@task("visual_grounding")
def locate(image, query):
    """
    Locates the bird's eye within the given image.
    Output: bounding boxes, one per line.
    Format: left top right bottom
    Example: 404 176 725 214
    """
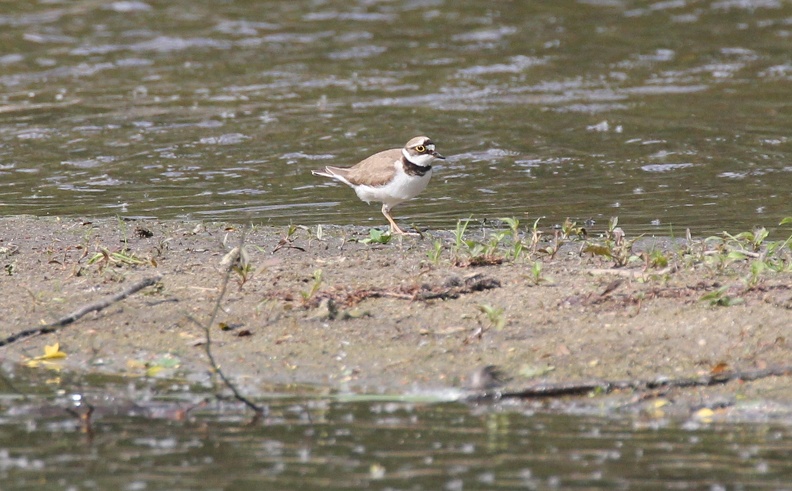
415 145 426 153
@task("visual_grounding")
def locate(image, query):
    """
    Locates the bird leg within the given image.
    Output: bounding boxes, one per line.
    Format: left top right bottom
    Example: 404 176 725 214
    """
381 203 416 236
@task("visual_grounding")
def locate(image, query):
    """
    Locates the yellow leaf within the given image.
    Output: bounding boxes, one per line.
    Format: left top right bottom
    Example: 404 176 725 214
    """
26 344 67 366
146 366 164 377
693 407 715 422
653 398 670 409
24 359 63 371
42 343 67 360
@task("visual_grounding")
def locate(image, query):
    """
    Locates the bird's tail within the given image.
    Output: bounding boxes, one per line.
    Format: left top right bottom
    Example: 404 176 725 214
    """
311 168 335 178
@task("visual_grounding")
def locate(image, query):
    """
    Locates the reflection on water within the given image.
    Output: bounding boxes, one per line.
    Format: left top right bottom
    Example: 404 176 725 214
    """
0 1 790 235
1 370 791 490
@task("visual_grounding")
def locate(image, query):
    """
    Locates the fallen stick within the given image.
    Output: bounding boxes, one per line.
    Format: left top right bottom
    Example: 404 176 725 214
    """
586 265 676 278
468 365 792 401
0 274 162 348
333 274 501 306
190 226 266 416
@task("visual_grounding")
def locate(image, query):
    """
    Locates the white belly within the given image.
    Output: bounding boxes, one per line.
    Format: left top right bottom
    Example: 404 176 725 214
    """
354 166 432 207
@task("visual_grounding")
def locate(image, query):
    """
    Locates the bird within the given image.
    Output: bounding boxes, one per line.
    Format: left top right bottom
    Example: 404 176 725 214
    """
311 136 444 235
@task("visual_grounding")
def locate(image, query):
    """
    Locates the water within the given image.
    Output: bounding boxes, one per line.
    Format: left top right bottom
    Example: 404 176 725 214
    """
0 0 790 235
2 370 792 490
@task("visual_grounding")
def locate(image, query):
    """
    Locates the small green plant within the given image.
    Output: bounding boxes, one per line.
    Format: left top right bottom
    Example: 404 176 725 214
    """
500 217 524 260
700 286 743 307
484 229 509 257
360 228 392 245
528 261 547 285
452 216 473 253
219 246 254 288
153 236 172 257
581 216 640 267
774 216 792 259
703 248 727 271
723 227 769 253
232 254 254 288
743 260 766 290
272 223 306 253
87 247 147 271
647 248 669 269
449 217 505 266
301 269 324 304
561 218 586 239
694 218 792 282
529 217 544 253
478 304 506 331
607 216 619 235
427 240 443 265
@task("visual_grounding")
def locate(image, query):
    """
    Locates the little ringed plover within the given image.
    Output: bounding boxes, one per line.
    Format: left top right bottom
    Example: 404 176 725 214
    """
312 136 444 235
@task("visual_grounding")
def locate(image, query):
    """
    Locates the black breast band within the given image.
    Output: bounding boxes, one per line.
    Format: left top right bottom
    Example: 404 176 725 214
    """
402 156 431 177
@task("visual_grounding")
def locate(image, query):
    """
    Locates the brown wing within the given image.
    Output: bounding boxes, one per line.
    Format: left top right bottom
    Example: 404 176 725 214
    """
344 148 401 187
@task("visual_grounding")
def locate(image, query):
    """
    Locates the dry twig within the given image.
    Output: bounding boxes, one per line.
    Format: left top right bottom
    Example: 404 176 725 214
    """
468 365 792 401
0 274 162 348
188 226 266 416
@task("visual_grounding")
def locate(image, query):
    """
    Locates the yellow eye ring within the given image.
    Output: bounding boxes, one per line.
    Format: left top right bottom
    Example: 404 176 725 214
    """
415 145 426 153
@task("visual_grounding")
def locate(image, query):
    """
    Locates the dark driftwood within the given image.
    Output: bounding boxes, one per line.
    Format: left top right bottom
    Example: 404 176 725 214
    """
0 274 162 348
333 274 501 306
468 366 792 401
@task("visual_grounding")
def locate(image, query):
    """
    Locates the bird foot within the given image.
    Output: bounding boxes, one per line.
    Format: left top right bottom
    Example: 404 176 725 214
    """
389 226 422 237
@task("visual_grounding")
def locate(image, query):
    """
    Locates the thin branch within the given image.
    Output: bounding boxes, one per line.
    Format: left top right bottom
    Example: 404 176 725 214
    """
192 226 265 416
0 274 162 348
315 274 501 307
586 266 676 278
468 365 792 401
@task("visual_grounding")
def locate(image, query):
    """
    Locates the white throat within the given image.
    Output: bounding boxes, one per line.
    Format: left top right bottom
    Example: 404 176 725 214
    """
402 148 435 167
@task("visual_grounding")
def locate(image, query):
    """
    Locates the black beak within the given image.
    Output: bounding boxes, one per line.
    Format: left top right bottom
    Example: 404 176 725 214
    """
431 150 445 160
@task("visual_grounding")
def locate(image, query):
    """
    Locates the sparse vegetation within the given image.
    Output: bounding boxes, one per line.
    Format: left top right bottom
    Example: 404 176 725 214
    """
2 216 792 424
232 249 254 288
86 247 148 271
700 286 743 307
272 223 307 253
477 304 506 331
560 217 587 240
300 269 324 305
501 217 524 261
447 217 525 267
360 228 392 245
581 217 641 268
427 239 443 265
528 260 548 285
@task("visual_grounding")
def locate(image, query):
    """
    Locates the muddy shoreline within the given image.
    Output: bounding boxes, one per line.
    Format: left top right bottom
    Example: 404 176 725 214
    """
1 216 791 421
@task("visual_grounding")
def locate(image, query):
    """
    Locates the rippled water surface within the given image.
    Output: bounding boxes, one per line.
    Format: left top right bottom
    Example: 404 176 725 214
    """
2 371 792 490
1 0 790 235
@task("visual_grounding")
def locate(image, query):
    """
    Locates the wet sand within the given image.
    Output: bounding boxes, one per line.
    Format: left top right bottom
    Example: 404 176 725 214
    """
1 216 790 421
